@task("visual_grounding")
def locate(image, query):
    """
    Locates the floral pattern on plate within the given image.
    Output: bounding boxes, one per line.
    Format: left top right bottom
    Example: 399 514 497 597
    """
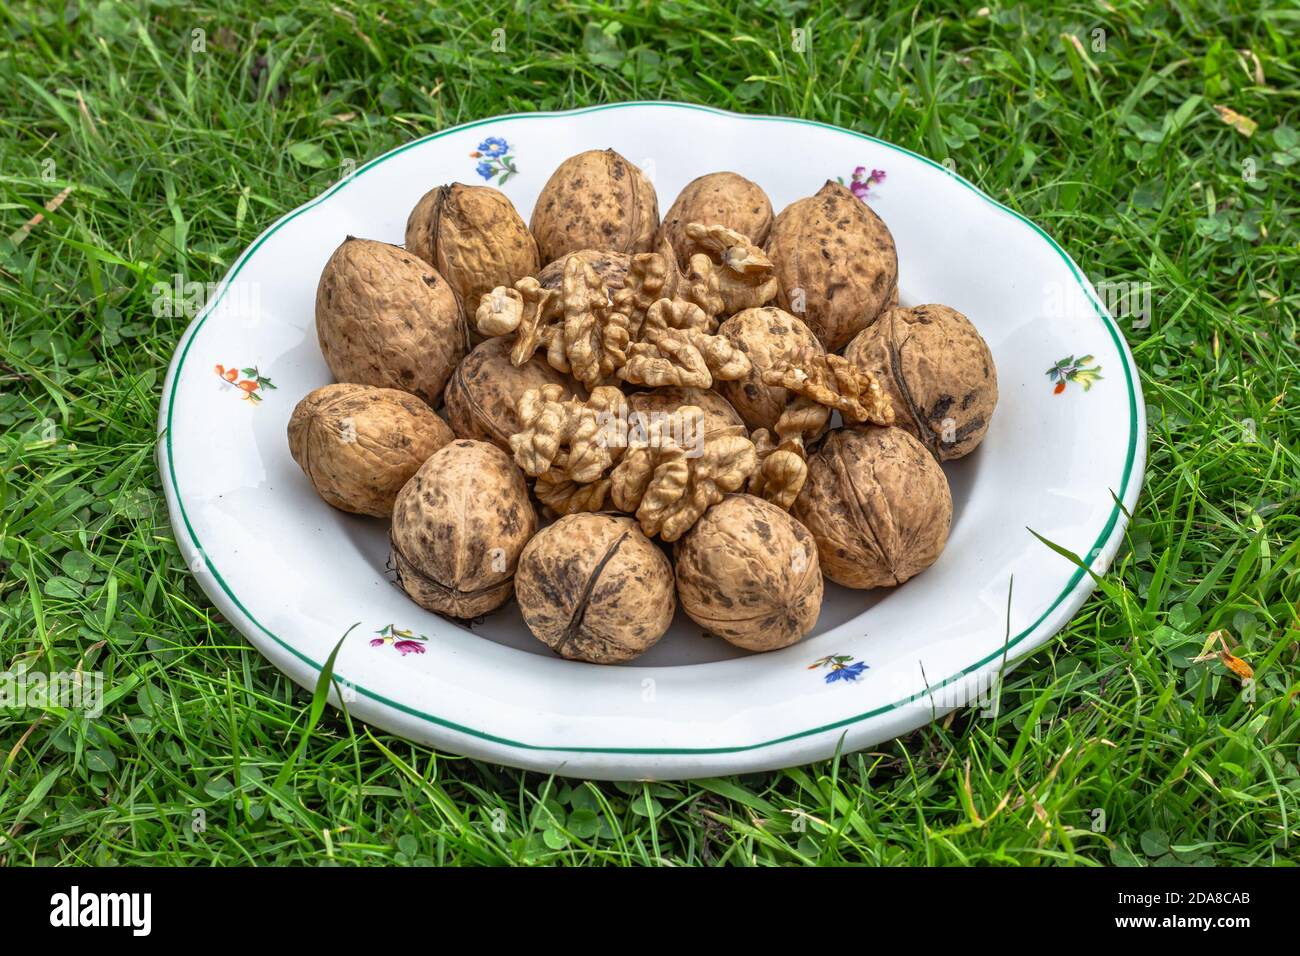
837 166 885 201
214 364 276 403
810 654 870 684
1046 354 1102 394
470 136 519 185
370 625 428 656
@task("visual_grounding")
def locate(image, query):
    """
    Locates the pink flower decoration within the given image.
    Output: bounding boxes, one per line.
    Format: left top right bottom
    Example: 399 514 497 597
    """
394 640 426 656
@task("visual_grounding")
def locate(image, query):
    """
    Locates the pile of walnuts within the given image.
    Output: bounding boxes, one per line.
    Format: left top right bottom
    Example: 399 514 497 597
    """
288 149 998 664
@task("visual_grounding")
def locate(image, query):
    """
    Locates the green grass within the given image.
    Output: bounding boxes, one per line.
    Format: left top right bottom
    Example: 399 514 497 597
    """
1 0 1297 866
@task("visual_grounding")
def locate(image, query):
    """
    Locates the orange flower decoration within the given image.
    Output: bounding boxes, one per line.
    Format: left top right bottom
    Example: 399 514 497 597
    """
215 362 277 404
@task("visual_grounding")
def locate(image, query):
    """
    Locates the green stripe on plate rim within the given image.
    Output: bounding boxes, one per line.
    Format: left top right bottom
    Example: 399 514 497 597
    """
162 101 1141 755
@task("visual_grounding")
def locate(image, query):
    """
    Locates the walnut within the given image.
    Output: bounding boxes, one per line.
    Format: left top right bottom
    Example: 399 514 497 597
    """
509 384 627 482
552 257 632 389
404 183 538 315
314 237 467 406
537 249 630 294
287 383 453 517
762 349 895 425
515 514 675 663
390 440 537 618
772 397 829 444
619 298 751 388
443 336 581 452
675 494 822 651
715 307 830 441
658 172 774 268
844 304 998 460
679 254 726 323
530 149 659 264
533 471 613 516
682 222 779 314
474 277 559 366
482 259 632 387
627 387 746 440
609 419 758 541
747 429 807 510
475 284 524 337
793 425 952 589
610 238 681 335
766 181 899 351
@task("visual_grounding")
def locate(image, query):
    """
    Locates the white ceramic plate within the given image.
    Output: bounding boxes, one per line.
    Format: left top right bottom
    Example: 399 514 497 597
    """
158 102 1145 780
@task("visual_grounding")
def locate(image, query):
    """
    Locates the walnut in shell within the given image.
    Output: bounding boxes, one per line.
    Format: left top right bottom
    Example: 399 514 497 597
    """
390 440 537 618
766 181 899 351
658 172 774 268
287 383 453 517
793 425 952 589
715 307 829 440
530 149 659 264
315 237 467 405
675 494 822 651
515 513 675 664
843 304 998 460
443 336 582 452
404 183 539 313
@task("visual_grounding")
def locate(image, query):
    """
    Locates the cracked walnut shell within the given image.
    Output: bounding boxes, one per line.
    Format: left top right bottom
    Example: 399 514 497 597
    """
404 183 539 314
793 425 951 589
315 237 466 406
844 304 997 460
766 181 899 351
287 383 453 517
390 440 537 618
516 513 676 664
530 149 659 264
675 494 822 651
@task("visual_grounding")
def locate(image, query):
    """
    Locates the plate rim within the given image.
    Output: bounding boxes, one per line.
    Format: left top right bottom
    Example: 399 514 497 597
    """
157 100 1147 759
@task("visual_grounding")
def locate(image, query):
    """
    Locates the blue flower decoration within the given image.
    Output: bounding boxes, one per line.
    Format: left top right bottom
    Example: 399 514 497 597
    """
475 160 495 181
824 661 869 683
478 137 509 158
